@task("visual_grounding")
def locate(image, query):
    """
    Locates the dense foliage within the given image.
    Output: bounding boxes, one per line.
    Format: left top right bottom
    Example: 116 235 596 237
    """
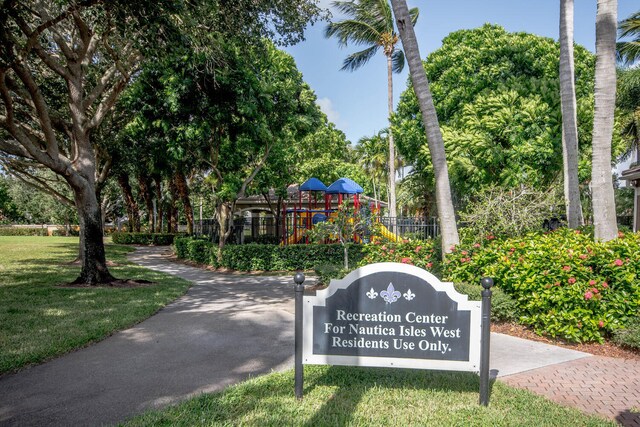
0 227 48 236
444 228 640 343
392 25 623 206
174 237 365 271
111 233 178 245
358 238 438 271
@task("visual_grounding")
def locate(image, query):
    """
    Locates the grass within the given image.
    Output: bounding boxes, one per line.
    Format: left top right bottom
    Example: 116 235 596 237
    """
124 365 613 426
0 236 191 374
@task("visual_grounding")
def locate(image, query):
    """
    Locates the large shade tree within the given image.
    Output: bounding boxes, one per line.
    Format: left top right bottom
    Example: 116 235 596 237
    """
591 0 618 241
393 25 609 217
325 0 418 225
559 0 584 227
126 40 322 259
0 0 323 284
389 0 459 254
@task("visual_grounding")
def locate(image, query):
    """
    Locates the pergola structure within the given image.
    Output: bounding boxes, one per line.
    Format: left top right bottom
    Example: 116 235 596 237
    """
620 164 640 232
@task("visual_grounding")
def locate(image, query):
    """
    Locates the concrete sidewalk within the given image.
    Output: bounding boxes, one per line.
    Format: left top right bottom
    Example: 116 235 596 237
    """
0 246 603 426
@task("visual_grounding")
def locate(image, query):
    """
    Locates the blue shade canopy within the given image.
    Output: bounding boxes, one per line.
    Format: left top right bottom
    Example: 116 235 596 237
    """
299 177 327 192
326 178 364 194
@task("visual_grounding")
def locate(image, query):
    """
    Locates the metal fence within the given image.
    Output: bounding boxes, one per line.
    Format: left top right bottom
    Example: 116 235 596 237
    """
195 215 441 244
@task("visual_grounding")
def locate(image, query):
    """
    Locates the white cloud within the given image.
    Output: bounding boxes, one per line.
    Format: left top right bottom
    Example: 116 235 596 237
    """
316 97 341 124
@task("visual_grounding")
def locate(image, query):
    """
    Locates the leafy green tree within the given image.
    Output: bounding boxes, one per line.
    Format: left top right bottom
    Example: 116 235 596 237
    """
325 0 418 226
0 176 20 223
591 0 618 241
617 66 640 165
0 0 324 284
559 0 584 227
393 25 612 208
617 10 640 65
125 40 321 258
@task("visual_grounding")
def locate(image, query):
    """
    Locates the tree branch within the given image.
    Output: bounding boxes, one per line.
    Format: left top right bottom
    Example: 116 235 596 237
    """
4 164 75 206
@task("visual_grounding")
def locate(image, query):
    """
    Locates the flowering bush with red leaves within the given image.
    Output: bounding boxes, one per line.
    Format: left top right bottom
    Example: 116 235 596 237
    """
359 238 438 271
443 228 640 343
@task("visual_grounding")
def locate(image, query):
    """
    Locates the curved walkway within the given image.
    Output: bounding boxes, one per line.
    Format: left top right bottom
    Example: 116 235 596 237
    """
0 246 636 426
0 247 298 426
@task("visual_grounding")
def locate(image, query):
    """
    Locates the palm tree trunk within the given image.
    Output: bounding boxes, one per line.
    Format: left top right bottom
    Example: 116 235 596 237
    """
386 55 397 232
591 0 618 241
389 0 459 254
559 0 584 228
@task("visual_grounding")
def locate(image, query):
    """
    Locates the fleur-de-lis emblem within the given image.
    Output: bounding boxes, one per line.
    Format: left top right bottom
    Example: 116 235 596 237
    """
366 288 378 299
380 282 401 304
403 289 415 301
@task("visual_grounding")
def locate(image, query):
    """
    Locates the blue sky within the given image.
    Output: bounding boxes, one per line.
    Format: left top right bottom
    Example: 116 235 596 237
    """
285 0 638 145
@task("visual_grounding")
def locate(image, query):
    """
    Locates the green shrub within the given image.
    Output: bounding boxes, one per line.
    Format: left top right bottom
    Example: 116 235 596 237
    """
612 318 640 350
359 239 438 271
444 228 640 343
0 227 48 236
452 282 518 322
173 237 190 259
187 239 214 265
111 232 178 245
314 263 350 285
218 244 364 272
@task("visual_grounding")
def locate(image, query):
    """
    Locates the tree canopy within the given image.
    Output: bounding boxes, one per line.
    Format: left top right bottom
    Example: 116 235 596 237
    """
392 25 623 206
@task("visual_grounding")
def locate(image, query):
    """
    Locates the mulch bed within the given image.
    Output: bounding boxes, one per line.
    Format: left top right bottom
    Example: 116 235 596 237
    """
492 321 640 360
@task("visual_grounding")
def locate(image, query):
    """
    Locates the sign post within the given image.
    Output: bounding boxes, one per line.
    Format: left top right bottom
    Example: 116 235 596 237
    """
294 272 305 399
293 263 492 405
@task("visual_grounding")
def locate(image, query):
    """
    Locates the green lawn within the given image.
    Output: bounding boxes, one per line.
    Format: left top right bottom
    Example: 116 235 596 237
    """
124 365 613 426
0 236 191 374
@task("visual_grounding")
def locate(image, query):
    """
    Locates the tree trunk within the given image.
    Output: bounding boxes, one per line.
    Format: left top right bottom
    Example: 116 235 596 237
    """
71 183 115 284
117 172 140 232
138 175 154 232
390 0 459 254
168 177 179 233
153 175 163 233
216 201 233 263
386 55 397 232
559 0 584 228
174 171 194 234
343 244 349 269
591 0 618 241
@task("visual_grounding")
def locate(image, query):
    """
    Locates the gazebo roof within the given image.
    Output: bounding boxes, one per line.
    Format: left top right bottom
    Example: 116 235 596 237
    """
326 177 364 194
299 177 327 192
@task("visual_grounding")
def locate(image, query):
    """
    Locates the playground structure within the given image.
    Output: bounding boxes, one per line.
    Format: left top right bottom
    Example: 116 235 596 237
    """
281 177 400 245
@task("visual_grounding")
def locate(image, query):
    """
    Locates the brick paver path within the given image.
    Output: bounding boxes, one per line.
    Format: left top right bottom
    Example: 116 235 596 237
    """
501 356 640 426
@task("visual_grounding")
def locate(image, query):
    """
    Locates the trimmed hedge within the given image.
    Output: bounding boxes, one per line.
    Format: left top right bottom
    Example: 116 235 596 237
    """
111 232 179 245
173 237 365 272
0 227 48 236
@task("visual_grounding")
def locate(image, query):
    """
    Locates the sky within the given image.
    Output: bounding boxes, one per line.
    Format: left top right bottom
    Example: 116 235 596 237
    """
284 0 638 146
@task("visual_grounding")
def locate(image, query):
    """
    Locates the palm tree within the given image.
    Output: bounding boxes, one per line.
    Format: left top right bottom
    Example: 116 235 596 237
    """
617 68 640 165
325 0 418 229
617 10 640 65
389 0 459 254
559 0 584 228
591 0 618 241
357 131 388 206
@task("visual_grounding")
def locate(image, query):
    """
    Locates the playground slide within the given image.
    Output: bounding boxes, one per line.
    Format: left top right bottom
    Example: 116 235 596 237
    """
378 224 401 242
